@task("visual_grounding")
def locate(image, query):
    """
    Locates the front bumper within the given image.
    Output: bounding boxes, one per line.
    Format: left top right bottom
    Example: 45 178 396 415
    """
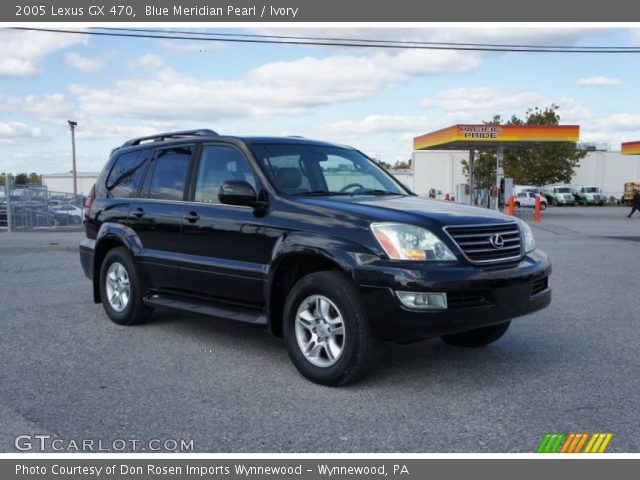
354 250 551 342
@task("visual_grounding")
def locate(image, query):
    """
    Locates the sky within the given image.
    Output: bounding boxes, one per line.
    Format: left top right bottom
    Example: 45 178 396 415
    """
1 26 640 175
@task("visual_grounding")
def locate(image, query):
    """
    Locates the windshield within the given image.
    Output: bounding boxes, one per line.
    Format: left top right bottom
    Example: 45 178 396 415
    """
251 144 408 196
555 188 572 193
583 187 599 193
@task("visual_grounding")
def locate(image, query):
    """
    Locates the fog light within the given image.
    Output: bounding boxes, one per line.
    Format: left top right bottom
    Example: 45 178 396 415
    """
396 291 447 310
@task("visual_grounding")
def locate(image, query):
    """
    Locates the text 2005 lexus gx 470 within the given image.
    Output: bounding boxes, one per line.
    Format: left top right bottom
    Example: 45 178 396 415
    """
80 129 551 385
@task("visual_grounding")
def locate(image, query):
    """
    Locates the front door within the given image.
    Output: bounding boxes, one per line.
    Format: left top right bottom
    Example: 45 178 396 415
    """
178 144 267 306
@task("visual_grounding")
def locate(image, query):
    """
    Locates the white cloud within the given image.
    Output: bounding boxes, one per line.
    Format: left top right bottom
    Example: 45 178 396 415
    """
68 48 483 125
0 30 85 76
373 49 481 76
421 87 593 126
75 120 183 141
597 113 640 131
0 122 48 144
422 87 544 114
312 115 438 137
129 54 165 70
578 76 622 87
69 56 398 121
64 52 110 73
0 93 77 126
253 27 610 48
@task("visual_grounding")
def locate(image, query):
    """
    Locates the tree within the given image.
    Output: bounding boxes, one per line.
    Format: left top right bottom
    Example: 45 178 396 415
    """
373 158 392 169
28 172 42 184
393 159 412 169
461 105 586 187
13 173 29 185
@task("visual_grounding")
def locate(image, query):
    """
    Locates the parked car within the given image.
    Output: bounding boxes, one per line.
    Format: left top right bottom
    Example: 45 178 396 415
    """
49 204 83 224
515 191 547 210
79 130 551 385
577 186 606 206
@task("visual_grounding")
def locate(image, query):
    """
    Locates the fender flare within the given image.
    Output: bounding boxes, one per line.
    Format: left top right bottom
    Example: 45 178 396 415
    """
92 223 144 302
265 231 377 332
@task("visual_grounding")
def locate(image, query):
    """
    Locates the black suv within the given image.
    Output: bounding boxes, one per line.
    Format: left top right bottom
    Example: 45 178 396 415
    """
80 129 551 385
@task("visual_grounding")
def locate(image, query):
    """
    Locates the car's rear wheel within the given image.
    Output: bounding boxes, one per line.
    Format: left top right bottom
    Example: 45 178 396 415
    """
440 321 511 347
283 271 379 386
99 247 152 325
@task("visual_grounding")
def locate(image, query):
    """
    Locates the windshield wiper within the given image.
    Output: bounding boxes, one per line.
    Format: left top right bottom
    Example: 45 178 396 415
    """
349 189 403 196
295 191 352 196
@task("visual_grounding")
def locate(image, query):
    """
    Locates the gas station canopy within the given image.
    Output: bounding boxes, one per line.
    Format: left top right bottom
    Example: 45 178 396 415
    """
621 141 640 155
413 124 580 151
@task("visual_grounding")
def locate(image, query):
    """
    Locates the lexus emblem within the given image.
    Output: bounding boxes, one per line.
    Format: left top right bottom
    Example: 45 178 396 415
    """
489 234 505 249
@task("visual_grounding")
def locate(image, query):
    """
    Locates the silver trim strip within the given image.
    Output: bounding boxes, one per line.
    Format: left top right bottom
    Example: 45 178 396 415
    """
442 222 524 265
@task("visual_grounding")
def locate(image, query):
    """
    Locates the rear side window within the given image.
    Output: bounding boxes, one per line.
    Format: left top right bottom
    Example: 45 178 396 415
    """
106 150 150 198
145 146 193 201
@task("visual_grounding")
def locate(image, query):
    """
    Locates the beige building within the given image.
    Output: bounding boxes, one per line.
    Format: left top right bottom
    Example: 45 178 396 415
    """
41 172 99 195
395 149 640 199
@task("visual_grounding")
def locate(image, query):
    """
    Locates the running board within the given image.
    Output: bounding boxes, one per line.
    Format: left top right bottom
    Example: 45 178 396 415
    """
143 294 267 325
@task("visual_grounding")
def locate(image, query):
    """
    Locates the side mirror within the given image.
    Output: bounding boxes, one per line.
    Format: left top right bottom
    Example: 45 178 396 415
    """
219 180 258 207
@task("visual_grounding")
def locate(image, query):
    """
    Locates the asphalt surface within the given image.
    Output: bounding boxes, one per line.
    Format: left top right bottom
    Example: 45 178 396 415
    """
1 206 639 453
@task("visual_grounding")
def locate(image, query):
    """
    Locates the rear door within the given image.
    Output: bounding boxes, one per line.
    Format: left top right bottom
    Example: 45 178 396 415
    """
178 143 267 305
128 144 194 291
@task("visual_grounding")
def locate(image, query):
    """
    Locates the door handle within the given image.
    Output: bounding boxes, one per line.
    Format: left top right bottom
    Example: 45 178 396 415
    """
183 211 200 223
131 208 145 218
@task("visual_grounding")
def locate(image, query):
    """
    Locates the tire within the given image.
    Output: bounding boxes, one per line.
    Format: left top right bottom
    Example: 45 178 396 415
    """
99 247 153 325
540 202 547 211
441 321 511 348
72 215 81 224
515 201 521 208
283 271 379 386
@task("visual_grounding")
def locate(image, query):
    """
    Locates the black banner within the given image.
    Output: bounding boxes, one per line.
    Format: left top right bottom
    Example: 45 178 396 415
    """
4 0 640 22
3 459 640 480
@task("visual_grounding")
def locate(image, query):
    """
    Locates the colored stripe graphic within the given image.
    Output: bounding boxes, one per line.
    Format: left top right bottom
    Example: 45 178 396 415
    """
414 124 579 150
536 433 565 453
622 141 640 155
538 433 613 453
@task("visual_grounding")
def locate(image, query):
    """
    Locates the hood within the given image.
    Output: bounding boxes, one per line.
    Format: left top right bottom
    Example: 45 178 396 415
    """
296 195 514 227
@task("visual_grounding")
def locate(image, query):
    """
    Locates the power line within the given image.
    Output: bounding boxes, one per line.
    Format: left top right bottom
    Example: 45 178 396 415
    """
11 27 640 53
110 27 640 50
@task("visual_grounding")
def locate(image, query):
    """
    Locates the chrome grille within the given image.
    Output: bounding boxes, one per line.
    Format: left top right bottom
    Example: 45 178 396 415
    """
443 222 523 264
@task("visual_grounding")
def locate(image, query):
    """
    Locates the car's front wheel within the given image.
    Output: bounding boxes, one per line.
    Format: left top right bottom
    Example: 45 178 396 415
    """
440 321 511 347
283 271 379 386
99 247 152 325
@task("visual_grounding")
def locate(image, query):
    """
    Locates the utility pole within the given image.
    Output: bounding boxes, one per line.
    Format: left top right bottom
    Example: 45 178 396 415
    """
68 120 78 199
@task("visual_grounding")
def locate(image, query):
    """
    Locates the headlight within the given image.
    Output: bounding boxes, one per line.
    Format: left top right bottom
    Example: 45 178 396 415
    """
370 223 456 261
515 218 536 253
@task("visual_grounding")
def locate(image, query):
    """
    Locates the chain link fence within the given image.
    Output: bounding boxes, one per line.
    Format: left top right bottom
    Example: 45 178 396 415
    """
1 177 85 231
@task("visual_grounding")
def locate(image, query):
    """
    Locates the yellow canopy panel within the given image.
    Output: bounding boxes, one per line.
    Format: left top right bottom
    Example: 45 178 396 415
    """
414 124 580 150
622 141 640 155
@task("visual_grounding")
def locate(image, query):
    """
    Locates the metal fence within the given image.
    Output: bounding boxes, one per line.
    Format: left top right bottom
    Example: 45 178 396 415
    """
1 177 85 231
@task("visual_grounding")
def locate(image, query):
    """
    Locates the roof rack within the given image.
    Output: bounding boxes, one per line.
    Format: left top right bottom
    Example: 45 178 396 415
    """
122 129 218 147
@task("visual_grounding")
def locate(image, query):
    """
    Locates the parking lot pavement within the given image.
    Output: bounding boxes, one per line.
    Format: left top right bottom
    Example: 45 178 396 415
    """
0 206 639 453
